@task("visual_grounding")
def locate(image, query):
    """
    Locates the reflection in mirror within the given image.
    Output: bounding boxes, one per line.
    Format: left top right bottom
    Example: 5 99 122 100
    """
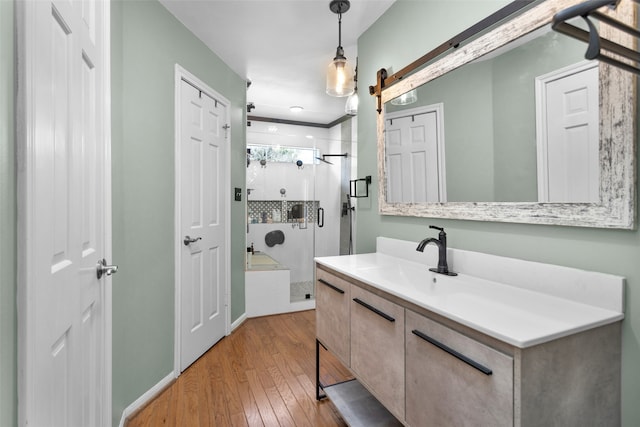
385 27 594 203
535 60 599 203
376 0 636 229
385 103 447 203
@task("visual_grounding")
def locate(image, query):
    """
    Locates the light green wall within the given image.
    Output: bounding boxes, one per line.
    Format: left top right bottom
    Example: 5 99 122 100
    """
111 1 246 425
358 0 640 425
0 1 17 426
420 62 495 202
442 62 495 202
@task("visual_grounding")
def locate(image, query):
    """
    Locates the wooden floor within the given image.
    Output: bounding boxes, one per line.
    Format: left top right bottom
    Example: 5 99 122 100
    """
126 310 353 427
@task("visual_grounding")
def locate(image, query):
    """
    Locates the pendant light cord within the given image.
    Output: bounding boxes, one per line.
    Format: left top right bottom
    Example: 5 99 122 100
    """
338 12 342 48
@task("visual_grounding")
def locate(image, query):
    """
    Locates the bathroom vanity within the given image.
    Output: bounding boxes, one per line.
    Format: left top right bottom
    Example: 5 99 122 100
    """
315 237 624 427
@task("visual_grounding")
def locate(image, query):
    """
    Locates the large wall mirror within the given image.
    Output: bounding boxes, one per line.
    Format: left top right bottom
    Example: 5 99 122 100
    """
376 0 637 228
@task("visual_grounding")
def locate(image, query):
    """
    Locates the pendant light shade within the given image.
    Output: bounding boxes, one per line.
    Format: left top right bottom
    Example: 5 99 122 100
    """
327 56 355 97
345 57 359 115
326 0 355 97
345 91 359 115
390 89 418 106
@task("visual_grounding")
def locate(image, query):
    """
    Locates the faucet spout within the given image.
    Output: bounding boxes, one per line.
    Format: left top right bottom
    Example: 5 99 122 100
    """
416 237 439 253
416 226 457 276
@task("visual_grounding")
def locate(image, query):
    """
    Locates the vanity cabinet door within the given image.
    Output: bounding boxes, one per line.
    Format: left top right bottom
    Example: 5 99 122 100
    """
316 268 351 366
350 285 405 421
405 310 513 427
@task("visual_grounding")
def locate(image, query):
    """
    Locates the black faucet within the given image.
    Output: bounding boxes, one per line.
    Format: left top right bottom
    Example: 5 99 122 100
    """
416 225 457 276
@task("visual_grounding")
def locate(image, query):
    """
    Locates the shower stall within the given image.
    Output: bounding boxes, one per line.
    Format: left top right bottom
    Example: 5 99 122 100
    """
244 120 355 317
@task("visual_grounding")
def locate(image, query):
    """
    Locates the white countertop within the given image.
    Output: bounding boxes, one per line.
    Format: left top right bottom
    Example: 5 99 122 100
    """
315 251 624 348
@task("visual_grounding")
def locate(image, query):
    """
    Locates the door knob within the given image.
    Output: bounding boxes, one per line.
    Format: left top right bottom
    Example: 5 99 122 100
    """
183 235 202 246
97 258 118 279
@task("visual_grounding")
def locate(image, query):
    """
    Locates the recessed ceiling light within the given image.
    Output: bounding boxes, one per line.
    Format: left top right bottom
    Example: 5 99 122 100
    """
289 106 304 113
267 125 278 132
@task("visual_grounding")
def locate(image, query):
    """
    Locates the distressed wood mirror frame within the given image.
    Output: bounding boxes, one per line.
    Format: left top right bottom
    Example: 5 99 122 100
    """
375 0 637 229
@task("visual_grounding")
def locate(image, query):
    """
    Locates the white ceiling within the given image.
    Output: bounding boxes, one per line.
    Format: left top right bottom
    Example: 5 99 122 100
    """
159 0 396 125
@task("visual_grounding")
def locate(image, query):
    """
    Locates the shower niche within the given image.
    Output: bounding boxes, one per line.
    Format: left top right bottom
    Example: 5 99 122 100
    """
247 200 318 227
245 122 351 317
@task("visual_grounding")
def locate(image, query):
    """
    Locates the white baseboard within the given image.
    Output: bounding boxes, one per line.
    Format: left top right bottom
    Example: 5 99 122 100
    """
118 371 176 427
231 312 247 332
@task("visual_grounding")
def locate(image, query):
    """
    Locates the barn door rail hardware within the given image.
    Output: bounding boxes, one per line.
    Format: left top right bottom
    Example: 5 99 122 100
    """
368 0 536 113
552 0 640 75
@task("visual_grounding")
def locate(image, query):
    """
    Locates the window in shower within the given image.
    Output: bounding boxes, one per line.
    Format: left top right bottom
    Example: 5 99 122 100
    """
247 144 319 164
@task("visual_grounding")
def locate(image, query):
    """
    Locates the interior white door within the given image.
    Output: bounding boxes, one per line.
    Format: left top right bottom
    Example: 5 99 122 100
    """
536 62 599 202
179 78 228 371
385 104 446 203
18 0 111 426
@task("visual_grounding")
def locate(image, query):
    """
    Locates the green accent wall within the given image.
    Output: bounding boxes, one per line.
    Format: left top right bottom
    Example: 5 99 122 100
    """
0 1 17 426
358 1 640 425
111 1 246 425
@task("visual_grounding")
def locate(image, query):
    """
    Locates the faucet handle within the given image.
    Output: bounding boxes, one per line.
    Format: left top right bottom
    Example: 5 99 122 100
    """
430 225 447 240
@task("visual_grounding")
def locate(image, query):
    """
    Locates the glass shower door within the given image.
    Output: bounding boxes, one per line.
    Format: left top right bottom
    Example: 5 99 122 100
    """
287 165 316 303
245 136 318 313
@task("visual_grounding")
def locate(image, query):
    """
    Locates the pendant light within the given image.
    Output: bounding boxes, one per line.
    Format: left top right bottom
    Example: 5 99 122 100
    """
345 57 359 115
326 0 355 97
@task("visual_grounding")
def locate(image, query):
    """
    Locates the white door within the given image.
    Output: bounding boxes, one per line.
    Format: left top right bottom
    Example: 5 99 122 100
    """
536 61 599 202
177 74 228 371
18 0 112 426
385 104 446 203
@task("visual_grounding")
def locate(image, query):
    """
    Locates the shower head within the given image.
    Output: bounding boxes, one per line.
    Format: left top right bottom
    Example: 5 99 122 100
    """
316 153 348 165
315 156 334 165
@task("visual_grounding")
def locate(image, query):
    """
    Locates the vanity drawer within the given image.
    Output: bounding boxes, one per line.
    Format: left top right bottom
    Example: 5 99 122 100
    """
350 285 405 421
405 309 513 427
316 267 351 366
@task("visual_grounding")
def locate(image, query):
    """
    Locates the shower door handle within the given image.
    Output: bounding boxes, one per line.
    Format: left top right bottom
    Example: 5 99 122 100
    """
317 207 324 228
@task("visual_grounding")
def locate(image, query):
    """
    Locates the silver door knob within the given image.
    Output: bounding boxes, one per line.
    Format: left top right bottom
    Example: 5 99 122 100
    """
183 235 202 246
97 258 118 279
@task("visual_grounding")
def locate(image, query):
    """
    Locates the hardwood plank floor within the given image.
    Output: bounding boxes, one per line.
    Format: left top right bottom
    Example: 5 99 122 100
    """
126 310 352 427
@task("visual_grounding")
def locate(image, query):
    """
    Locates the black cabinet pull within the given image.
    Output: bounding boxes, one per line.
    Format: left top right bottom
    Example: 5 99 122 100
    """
353 298 395 322
412 329 492 375
318 278 344 294
317 207 324 228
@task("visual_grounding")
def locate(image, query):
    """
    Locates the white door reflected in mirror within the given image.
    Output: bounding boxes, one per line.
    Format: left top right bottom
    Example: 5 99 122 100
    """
536 61 599 203
385 104 447 203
